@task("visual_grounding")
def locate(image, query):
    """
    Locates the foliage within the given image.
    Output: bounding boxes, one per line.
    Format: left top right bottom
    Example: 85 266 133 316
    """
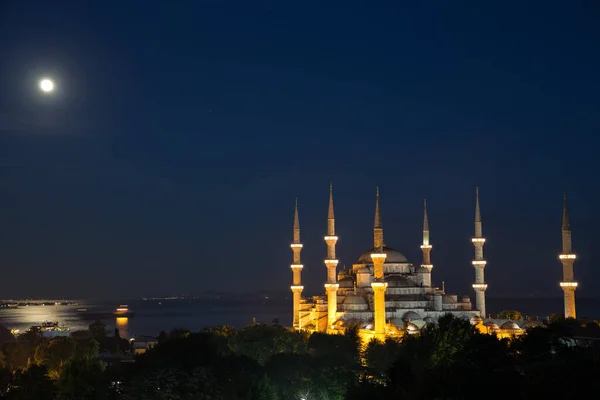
363 337 403 377
498 309 524 320
4 316 600 399
231 324 307 365
55 361 115 400
88 321 107 340
157 328 191 343
6 364 54 400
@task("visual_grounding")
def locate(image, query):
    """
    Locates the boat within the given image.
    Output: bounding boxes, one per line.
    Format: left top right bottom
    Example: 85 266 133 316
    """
28 321 70 338
77 305 135 320
114 305 135 318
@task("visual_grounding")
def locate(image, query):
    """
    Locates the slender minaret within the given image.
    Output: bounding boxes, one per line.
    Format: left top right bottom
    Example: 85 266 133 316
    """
370 187 388 340
420 199 433 287
290 199 304 329
559 192 577 319
324 183 339 330
471 187 488 318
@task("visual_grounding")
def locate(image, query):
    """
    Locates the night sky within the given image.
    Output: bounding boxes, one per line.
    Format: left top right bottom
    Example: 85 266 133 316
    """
0 2 598 299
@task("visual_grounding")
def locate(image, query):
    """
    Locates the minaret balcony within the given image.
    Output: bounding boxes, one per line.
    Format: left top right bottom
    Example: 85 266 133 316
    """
560 281 578 288
290 243 303 249
421 264 433 271
420 244 432 249
559 254 576 260
324 236 338 241
472 260 487 266
290 264 304 270
472 283 488 291
371 282 388 289
290 285 304 292
324 259 338 266
471 238 486 243
324 283 339 290
370 253 387 260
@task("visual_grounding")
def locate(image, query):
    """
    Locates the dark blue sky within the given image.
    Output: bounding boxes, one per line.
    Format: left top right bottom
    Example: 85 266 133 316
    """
0 1 598 300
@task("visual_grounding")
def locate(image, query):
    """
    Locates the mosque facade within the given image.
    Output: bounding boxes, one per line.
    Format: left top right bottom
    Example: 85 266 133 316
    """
289 185 578 340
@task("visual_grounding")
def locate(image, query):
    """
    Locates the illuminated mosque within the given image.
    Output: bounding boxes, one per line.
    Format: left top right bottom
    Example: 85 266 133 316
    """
289 186 578 340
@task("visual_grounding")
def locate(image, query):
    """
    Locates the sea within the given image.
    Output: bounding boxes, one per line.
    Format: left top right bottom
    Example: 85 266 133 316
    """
1 297 599 340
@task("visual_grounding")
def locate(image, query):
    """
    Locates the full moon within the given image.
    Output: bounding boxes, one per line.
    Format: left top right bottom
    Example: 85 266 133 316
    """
39 78 55 93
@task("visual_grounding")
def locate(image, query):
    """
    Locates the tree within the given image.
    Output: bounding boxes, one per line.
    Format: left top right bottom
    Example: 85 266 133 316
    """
55 360 114 400
34 337 76 379
7 364 54 400
88 321 107 340
363 337 403 378
232 324 307 365
498 310 524 321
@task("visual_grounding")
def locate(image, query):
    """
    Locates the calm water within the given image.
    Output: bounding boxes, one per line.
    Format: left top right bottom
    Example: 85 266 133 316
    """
1 297 598 339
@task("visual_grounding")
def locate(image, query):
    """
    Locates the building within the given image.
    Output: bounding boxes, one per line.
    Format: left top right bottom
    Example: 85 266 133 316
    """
559 193 577 319
290 185 488 340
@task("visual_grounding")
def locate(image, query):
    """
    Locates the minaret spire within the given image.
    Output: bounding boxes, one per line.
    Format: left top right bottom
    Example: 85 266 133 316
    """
559 191 577 318
475 186 482 236
328 182 335 221
420 199 433 287
423 199 430 245
471 187 488 318
562 191 571 232
374 186 382 228
324 183 340 331
290 199 304 329
373 187 384 250
293 198 300 232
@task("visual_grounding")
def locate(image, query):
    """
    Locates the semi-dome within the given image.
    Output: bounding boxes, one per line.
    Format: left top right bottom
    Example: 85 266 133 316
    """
338 276 354 288
387 275 413 287
402 311 422 322
343 293 367 305
423 317 435 324
500 321 521 330
357 246 409 264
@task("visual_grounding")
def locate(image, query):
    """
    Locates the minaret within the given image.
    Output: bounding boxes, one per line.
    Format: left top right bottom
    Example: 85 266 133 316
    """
290 199 304 329
324 183 339 330
420 199 433 287
370 187 388 340
471 187 488 317
559 192 577 319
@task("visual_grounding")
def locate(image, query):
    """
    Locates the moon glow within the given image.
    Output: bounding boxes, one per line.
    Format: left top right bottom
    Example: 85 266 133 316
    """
39 78 55 93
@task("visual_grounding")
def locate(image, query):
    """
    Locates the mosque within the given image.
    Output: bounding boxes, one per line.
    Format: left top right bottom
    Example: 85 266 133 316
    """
289 186 578 340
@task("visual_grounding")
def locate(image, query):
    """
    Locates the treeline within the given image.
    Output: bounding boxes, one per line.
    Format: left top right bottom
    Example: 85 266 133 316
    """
1 315 600 399
0 321 128 399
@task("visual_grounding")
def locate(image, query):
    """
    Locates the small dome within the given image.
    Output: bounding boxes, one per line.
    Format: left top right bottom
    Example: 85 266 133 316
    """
360 319 374 330
406 322 419 332
338 276 354 288
389 318 403 327
470 316 483 325
402 311 422 322
356 267 370 274
357 246 409 264
423 317 435 324
500 321 521 330
484 321 500 330
343 294 367 305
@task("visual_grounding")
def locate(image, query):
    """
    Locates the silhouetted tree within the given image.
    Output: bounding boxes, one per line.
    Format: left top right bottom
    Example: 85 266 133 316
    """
7 364 53 400
498 310 524 320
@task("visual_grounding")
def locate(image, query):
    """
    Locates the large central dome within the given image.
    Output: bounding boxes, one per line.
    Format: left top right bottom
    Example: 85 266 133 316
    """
357 246 409 263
